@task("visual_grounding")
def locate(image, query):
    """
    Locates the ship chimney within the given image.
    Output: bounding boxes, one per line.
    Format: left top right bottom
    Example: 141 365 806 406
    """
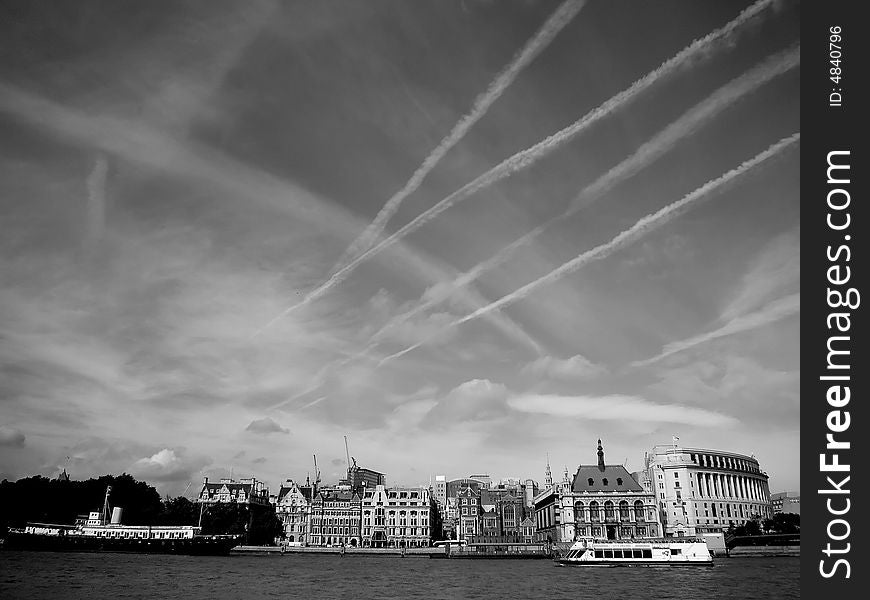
597 439 605 471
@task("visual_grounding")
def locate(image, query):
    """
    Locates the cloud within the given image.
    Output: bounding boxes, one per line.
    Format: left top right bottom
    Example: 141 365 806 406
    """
0 426 26 447
332 0 588 269
508 393 738 427
633 292 799 366
130 448 210 483
420 379 510 430
647 355 799 428
721 229 800 321
523 354 607 381
245 417 290 435
252 457 267 465
379 133 800 365
331 458 345 467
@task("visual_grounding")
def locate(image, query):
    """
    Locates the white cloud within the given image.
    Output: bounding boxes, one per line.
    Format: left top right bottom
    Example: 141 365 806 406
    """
245 417 290 435
523 354 607 381
130 448 210 483
508 393 738 427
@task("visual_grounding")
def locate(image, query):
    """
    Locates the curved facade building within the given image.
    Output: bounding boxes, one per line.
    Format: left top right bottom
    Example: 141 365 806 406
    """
637 445 772 536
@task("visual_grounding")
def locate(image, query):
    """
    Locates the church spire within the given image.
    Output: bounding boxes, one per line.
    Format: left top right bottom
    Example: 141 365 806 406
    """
597 439 605 471
545 453 553 487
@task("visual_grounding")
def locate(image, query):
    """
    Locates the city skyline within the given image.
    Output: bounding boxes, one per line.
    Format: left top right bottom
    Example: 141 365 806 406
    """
0 0 799 497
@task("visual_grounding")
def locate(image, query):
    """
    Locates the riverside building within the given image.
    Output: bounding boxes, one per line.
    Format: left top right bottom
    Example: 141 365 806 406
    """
360 484 434 548
636 444 773 536
534 441 662 542
275 479 314 545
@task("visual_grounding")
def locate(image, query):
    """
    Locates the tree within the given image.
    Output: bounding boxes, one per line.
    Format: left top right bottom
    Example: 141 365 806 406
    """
158 496 199 526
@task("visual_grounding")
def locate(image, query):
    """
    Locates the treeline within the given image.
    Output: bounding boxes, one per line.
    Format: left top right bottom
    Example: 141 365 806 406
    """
0 474 282 545
728 512 800 536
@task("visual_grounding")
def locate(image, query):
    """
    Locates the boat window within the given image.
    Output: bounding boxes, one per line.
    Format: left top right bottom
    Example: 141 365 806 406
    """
603 550 614 559
613 550 623 558
633 549 643 558
595 550 604 559
642 549 653 558
672 548 682 555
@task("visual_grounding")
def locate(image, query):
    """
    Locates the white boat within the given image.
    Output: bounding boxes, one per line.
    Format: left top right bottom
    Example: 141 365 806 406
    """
555 537 713 566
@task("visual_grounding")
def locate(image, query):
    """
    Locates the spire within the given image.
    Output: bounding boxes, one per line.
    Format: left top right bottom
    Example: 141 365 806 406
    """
544 453 553 487
597 439 605 471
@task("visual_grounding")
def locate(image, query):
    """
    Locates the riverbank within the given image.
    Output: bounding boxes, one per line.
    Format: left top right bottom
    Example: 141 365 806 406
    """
728 546 799 557
232 545 439 557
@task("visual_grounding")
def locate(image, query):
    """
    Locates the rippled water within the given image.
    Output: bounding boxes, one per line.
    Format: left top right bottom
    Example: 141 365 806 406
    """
0 551 799 599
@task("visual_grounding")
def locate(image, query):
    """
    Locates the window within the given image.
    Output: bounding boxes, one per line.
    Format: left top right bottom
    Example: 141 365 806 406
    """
602 478 609 486
617 478 623 486
587 478 594 486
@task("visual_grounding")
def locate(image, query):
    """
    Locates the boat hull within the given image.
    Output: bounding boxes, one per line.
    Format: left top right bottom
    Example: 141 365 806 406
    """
555 558 713 566
3 532 240 556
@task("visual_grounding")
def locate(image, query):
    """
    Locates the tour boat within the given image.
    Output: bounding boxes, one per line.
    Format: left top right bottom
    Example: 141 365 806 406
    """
3 487 240 556
555 537 713 566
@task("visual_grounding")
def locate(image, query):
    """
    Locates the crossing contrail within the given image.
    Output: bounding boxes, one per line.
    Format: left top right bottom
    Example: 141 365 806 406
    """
365 45 799 346
255 0 779 332
332 0 588 272
377 133 801 365
630 292 800 368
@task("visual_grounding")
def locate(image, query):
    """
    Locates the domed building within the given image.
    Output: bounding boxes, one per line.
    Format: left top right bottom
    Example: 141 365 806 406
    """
634 443 773 536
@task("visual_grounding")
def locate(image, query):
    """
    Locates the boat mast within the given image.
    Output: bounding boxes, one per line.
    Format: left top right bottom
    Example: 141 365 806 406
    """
102 486 112 525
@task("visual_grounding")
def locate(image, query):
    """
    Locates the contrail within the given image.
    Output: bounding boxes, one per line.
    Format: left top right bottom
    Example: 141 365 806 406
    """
630 292 800 367
257 0 779 331
377 133 800 365
332 0 588 271
84 155 109 252
366 45 799 346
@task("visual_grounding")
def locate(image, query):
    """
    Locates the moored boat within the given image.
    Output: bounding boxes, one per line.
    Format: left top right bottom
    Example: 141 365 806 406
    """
555 537 713 566
3 486 240 556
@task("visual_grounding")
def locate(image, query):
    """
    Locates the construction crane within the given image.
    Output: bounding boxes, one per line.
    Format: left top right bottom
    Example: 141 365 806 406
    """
344 436 351 469
312 454 321 492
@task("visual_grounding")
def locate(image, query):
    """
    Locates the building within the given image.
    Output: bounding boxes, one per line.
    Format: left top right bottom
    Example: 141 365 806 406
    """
346 459 386 495
534 441 662 542
770 491 800 516
457 486 481 539
468 474 492 489
445 477 486 498
308 488 362 547
520 516 536 543
476 487 527 541
638 443 773 536
360 485 434 548
433 475 447 511
275 479 315 544
197 477 270 506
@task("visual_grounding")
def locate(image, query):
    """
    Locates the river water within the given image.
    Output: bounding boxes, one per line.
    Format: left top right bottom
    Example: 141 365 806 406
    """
0 552 799 599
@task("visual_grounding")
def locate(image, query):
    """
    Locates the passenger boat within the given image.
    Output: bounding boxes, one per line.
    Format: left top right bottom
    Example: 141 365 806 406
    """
3 486 240 556
555 537 713 566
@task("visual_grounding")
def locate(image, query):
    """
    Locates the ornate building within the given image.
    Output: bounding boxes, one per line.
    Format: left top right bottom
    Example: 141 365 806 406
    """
534 441 662 542
275 479 314 544
360 485 434 548
197 477 270 506
308 488 362 547
636 444 773 536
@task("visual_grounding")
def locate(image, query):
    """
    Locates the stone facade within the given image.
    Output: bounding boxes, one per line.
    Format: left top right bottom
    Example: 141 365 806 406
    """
637 444 773 536
361 485 434 548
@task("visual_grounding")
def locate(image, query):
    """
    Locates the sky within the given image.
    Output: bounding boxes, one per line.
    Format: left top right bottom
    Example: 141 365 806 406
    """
0 0 800 498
